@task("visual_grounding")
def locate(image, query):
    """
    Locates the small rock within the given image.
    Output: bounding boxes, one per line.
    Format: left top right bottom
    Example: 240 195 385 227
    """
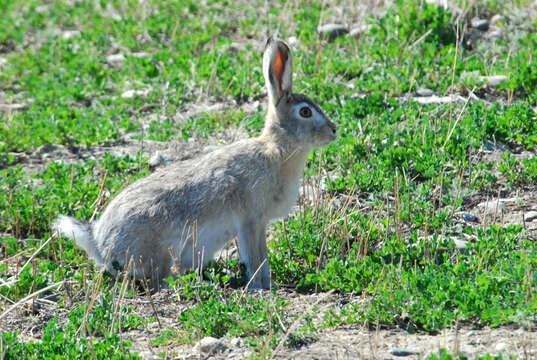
462 213 477 222
195 337 227 355
471 17 490 31
0 103 27 111
495 342 508 352
453 239 468 251
363 66 375 75
524 211 537 222
62 30 81 40
131 52 150 59
487 30 503 41
349 24 371 37
317 24 348 42
121 89 150 99
486 140 510 152
107 53 126 65
230 337 241 347
490 14 504 26
287 36 300 47
411 95 465 105
0 57 7 67
477 200 504 210
480 75 508 88
416 88 434 97
390 349 416 357
467 331 476 336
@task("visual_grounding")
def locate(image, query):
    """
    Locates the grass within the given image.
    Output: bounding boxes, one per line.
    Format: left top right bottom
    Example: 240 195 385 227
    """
1 0 537 358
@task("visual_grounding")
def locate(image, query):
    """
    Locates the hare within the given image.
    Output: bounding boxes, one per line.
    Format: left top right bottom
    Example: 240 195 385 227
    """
53 37 337 289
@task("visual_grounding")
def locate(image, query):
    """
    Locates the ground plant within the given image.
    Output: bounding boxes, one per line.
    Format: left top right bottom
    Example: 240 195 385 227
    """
1 0 536 358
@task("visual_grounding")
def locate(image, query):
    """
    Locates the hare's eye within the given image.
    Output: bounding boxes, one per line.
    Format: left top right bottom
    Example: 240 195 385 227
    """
299 106 312 118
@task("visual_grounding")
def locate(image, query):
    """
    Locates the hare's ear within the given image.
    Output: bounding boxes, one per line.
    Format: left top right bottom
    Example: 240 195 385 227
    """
263 37 293 106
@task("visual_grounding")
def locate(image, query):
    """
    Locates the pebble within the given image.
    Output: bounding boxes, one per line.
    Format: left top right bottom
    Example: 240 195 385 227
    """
477 200 504 210
495 342 508 352
471 17 490 31
390 349 416 357
487 30 503 41
107 53 126 65
453 239 468 251
0 103 27 111
480 75 508 88
62 30 81 40
462 213 477 222
411 95 465 105
317 24 348 42
0 57 7 67
486 140 510 152
349 24 371 37
524 211 537 222
230 337 241 347
121 89 150 99
363 66 375 75
194 336 227 355
131 52 150 59
490 14 504 26
287 36 300 48
416 88 434 97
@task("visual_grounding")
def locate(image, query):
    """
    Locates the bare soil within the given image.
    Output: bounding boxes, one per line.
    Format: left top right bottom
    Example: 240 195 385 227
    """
3 1 537 359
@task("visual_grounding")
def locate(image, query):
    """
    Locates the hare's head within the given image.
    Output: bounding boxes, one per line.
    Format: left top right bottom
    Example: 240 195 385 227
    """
262 37 337 149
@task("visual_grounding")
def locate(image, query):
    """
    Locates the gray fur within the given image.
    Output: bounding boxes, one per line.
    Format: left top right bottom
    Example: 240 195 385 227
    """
53 37 337 289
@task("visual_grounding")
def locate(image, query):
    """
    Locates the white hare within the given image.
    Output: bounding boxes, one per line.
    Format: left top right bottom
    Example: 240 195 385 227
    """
53 37 337 289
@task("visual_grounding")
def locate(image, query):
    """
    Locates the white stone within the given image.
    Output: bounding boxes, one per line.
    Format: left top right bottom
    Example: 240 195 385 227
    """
107 53 126 64
349 24 371 37
490 14 504 26
453 239 468 251
121 89 150 99
480 75 508 88
317 24 348 41
287 36 301 48
194 336 227 355
0 103 27 111
62 30 81 40
495 342 508 352
471 17 489 31
416 88 434 97
524 211 537 222
411 95 465 105
477 200 504 210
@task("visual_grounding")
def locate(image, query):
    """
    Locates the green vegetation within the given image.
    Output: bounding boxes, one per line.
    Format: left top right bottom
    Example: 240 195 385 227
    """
1 0 536 358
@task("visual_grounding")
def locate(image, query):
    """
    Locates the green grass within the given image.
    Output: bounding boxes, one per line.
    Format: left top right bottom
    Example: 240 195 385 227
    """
2 0 537 358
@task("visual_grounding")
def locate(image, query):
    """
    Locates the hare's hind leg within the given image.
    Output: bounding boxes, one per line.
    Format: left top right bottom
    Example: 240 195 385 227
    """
237 220 272 289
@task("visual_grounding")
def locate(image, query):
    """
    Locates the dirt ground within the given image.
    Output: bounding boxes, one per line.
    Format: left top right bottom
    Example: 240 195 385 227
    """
2 1 537 359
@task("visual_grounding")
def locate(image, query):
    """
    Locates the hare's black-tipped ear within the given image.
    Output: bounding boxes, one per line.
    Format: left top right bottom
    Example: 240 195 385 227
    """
263 37 293 106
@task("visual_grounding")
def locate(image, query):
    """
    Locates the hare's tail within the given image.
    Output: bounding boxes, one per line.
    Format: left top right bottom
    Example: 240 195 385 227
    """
53 215 105 266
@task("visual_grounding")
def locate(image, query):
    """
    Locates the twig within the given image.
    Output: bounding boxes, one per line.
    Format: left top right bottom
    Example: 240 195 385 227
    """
0 281 64 320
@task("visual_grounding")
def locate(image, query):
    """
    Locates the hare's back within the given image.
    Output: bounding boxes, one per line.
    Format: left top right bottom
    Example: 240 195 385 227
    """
98 139 269 228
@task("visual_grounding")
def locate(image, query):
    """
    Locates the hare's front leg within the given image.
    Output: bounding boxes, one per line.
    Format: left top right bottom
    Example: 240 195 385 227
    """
237 220 272 289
